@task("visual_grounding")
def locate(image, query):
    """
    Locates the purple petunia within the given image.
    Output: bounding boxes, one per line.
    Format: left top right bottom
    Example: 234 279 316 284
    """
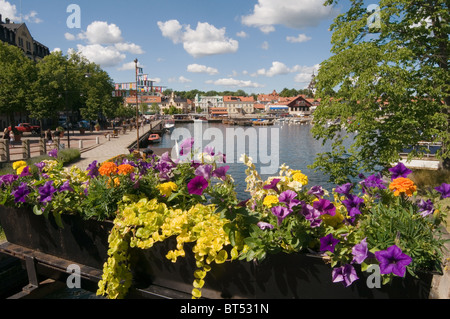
263 178 281 192
187 176 208 196
313 198 336 216
48 149 58 158
179 138 194 156
195 164 213 180
86 161 99 178
271 206 291 226
352 238 371 264
417 199 435 217
212 166 230 181
335 183 354 197
342 194 365 217
435 183 450 199
11 182 30 203
307 185 325 198
300 203 322 228
257 221 274 230
203 146 215 156
375 245 412 277
34 162 45 172
278 190 301 211
39 181 57 203
332 264 359 287
389 163 412 181
59 180 74 192
320 233 340 253
361 174 386 193
0 174 18 187
19 166 32 177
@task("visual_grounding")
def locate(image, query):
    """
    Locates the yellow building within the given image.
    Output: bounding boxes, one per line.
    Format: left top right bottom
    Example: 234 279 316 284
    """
0 14 50 61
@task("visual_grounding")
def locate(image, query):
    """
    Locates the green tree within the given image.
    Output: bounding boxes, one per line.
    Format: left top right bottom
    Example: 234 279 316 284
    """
311 0 449 183
150 102 160 114
0 42 35 128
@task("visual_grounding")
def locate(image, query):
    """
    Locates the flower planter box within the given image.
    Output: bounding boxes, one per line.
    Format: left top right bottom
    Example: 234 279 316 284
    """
0 206 435 299
0 206 112 270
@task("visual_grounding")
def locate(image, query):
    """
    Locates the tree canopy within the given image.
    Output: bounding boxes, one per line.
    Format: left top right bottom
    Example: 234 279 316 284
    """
311 0 449 183
0 43 123 129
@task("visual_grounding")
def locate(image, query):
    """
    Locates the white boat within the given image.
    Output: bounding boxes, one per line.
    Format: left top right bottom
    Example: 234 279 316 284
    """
193 117 208 123
164 120 175 133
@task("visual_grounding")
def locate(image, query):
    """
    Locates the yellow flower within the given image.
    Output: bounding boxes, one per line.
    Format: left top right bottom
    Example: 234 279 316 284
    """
16 166 28 175
13 161 27 170
292 172 308 185
158 182 178 197
263 195 279 207
389 177 417 197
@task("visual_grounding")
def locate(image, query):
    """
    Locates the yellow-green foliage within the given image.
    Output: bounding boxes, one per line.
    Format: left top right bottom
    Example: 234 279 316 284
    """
97 197 238 299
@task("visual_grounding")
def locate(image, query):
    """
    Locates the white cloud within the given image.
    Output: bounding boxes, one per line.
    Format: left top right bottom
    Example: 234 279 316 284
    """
118 61 145 71
242 0 336 33
168 76 192 84
115 42 144 54
207 78 264 88
0 0 42 23
261 41 269 50
158 20 239 58
286 33 312 43
187 64 219 75
65 33 76 41
76 44 126 68
253 62 319 81
68 21 143 68
77 21 123 45
255 61 291 77
236 31 248 38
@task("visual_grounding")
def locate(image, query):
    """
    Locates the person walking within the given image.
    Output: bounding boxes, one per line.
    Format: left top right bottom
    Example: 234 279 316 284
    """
45 129 53 145
3 128 9 140
9 129 14 148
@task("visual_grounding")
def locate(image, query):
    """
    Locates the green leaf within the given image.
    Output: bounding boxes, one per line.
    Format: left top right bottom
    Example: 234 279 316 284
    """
33 205 43 216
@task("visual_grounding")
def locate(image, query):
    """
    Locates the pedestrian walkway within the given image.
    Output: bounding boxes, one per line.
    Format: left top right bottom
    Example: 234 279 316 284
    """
68 125 171 170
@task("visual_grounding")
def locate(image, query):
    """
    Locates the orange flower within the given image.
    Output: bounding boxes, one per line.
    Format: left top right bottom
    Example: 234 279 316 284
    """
389 177 417 197
99 162 118 176
117 164 134 175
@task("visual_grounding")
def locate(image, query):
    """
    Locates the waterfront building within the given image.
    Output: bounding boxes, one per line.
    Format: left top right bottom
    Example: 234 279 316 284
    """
223 96 255 116
125 92 191 114
0 14 50 61
195 94 224 113
258 90 281 105
266 95 313 116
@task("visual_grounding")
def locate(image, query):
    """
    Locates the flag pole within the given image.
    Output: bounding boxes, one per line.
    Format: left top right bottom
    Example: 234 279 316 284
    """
134 59 140 152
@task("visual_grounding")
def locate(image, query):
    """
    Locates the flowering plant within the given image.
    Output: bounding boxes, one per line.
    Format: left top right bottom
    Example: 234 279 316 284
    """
235 159 448 288
0 144 448 299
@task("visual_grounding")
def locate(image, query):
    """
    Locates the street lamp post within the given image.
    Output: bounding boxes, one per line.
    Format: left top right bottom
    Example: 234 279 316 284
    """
134 58 140 152
64 63 91 150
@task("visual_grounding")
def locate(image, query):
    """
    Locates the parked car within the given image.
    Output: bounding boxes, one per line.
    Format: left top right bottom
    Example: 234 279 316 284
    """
8 123 41 135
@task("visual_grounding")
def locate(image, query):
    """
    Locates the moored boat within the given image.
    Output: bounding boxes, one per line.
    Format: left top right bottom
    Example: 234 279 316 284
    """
148 134 161 143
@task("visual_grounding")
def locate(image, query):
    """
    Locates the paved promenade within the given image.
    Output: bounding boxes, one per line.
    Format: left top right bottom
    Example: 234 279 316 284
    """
3 124 171 170
68 125 172 170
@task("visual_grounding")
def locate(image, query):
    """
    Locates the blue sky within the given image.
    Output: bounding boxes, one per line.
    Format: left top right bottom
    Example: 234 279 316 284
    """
1 0 354 94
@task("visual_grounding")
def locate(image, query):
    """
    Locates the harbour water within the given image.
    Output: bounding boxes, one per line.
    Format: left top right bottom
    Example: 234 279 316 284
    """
158 121 340 199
